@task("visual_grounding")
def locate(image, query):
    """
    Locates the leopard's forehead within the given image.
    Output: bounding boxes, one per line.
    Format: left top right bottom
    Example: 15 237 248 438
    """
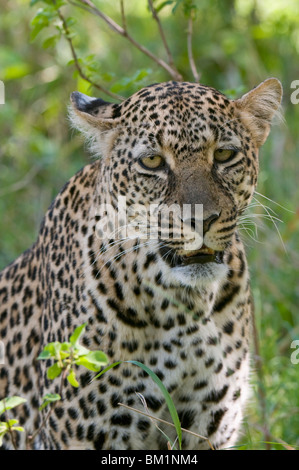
120 81 231 121
115 81 237 153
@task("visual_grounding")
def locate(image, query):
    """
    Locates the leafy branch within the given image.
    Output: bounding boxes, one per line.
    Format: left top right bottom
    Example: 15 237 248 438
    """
69 0 183 82
37 323 108 388
1 324 213 450
0 324 185 450
0 397 27 448
26 323 107 447
56 4 124 101
30 1 203 98
0 323 108 449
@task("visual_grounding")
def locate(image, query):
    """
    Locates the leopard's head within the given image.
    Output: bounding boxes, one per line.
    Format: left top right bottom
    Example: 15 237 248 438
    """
70 79 282 285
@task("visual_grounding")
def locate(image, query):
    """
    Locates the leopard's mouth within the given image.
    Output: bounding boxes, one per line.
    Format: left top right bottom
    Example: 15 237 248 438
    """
159 244 224 268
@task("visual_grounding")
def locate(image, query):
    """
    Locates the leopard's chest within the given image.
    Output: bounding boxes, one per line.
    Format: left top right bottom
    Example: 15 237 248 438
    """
43 238 252 450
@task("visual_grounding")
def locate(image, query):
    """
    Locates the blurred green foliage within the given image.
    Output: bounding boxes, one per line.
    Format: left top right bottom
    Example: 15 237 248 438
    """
0 0 298 449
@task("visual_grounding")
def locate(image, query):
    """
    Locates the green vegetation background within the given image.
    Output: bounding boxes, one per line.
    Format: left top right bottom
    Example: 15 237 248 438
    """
0 0 298 449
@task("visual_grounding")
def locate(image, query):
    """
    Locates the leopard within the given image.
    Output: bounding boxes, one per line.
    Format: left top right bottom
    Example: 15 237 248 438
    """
0 78 282 450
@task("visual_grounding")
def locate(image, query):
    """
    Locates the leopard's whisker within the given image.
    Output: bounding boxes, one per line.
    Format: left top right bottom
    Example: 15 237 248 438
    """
94 239 158 278
251 195 286 252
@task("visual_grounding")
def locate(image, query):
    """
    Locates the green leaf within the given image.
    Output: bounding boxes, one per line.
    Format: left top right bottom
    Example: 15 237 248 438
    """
67 369 79 388
86 350 108 365
0 397 27 415
75 351 108 371
110 69 151 93
70 323 87 347
0 422 9 446
0 419 24 442
42 35 60 49
37 349 52 360
3 63 30 80
73 343 90 357
155 1 175 13
47 363 62 380
171 0 183 14
30 0 66 7
6 419 19 427
10 426 25 433
42 393 61 403
39 393 61 410
30 6 58 41
38 341 70 361
38 342 61 359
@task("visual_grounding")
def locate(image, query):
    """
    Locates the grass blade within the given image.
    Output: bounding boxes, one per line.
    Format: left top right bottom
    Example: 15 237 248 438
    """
94 359 182 449
126 360 182 449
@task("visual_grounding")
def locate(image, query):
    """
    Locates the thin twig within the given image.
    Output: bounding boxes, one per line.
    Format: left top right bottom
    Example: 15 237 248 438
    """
147 0 179 73
73 0 183 81
118 402 214 450
57 4 123 101
187 15 200 82
136 392 175 448
120 0 127 31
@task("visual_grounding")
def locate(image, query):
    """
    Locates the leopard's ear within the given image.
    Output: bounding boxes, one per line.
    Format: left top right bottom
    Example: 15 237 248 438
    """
70 92 121 132
234 78 283 146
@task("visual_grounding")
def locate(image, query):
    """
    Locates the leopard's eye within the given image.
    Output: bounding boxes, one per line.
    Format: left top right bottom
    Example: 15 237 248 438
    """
214 148 236 162
139 155 165 170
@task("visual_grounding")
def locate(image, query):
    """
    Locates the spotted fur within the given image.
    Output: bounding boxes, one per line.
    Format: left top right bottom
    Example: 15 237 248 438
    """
0 79 282 449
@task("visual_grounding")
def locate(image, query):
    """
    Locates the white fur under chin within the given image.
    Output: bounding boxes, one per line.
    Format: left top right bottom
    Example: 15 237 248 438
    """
165 261 229 288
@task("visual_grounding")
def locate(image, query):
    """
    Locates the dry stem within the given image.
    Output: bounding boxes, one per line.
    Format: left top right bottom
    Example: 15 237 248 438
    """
187 15 200 82
118 402 215 450
147 0 179 75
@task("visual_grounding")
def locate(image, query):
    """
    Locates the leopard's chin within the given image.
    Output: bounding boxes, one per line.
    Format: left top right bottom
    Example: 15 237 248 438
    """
170 262 229 287
159 244 228 287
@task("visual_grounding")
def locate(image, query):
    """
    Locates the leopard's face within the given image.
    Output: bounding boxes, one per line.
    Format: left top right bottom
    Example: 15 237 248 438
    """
71 80 282 285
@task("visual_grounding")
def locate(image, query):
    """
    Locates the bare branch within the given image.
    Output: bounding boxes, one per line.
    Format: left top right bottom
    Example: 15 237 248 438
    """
57 5 124 101
74 0 183 81
120 0 127 31
187 15 200 82
147 0 179 74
